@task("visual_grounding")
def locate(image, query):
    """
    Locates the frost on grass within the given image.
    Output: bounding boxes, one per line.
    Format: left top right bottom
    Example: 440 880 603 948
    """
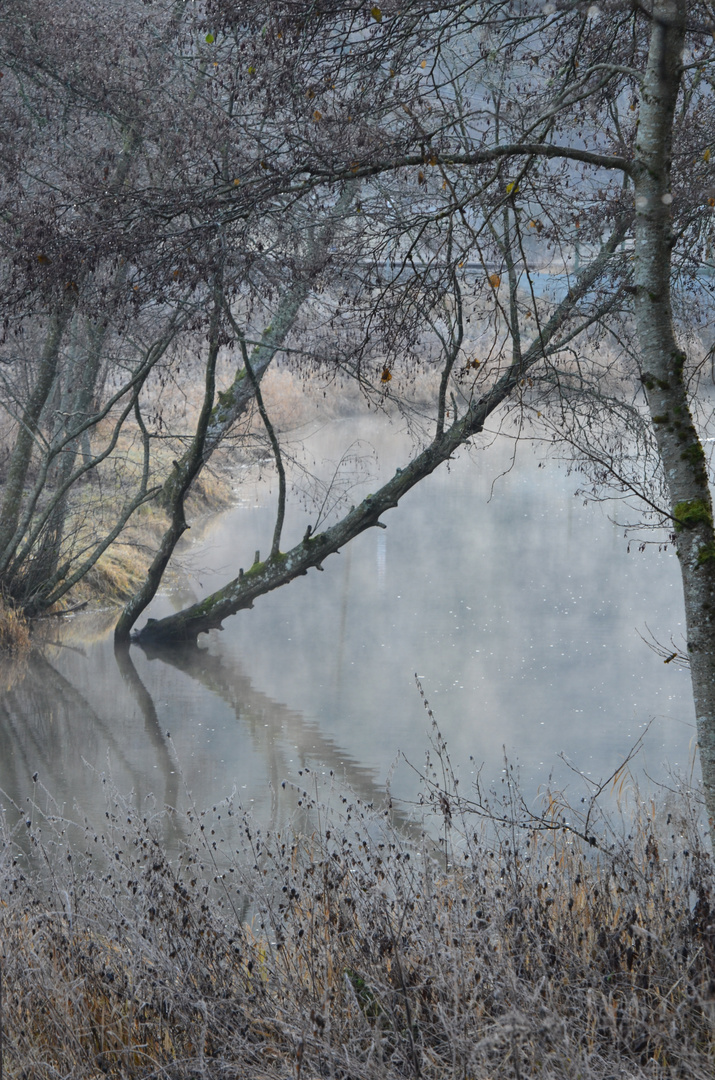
1 735 714 1080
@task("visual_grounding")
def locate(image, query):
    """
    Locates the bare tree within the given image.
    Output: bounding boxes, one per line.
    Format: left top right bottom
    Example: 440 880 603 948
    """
5 2 715 828
123 1 715 830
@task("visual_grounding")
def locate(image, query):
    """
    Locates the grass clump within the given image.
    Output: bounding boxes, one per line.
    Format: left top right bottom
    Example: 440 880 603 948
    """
1 736 714 1080
0 594 31 657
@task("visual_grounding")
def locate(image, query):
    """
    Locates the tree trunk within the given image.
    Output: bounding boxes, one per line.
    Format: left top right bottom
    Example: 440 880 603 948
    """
0 303 73 577
114 287 223 644
634 0 715 831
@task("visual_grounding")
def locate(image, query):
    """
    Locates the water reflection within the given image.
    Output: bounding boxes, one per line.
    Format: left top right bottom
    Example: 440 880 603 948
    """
0 417 697 844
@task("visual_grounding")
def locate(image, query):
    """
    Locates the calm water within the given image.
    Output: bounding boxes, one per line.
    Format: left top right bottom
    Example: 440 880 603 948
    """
0 417 696 843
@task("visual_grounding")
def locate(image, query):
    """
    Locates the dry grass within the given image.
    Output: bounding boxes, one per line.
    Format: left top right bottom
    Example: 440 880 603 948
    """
1 719 714 1080
0 596 31 658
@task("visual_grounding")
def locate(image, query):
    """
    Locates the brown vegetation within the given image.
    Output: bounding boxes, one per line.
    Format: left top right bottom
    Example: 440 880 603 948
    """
0 596 30 658
1 732 713 1080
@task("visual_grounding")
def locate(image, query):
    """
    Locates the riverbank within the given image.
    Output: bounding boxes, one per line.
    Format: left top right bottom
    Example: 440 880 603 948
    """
1 765 713 1080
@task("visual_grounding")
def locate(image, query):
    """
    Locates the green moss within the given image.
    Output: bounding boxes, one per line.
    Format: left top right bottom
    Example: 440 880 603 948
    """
345 969 381 1019
672 349 686 373
681 441 707 474
697 542 715 566
652 414 669 425
242 560 266 580
673 498 713 532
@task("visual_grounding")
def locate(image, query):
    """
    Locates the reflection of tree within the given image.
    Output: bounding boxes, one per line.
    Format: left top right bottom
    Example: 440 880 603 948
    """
1 632 420 855
135 638 419 839
112 644 180 814
0 651 178 824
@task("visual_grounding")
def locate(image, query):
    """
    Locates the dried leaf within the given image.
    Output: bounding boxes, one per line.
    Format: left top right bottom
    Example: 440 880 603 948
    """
488 273 501 288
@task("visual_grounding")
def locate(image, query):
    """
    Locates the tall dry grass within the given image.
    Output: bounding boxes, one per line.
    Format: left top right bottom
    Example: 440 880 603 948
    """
1 721 713 1080
0 596 30 658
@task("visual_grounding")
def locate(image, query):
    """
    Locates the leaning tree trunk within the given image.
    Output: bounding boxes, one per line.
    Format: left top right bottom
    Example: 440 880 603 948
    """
634 0 715 831
129 222 626 646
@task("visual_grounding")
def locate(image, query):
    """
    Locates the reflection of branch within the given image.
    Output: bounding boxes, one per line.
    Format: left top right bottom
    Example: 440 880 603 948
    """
136 639 420 839
113 642 180 811
33 600 89 619
638 623 690 668
224 303 286 558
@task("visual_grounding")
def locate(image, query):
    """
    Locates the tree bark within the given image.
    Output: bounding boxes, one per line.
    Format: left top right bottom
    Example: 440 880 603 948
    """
0 304 73 575
633 0 715 830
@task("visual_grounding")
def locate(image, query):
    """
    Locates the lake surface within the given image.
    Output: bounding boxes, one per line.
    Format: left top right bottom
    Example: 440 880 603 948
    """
0 416 696 846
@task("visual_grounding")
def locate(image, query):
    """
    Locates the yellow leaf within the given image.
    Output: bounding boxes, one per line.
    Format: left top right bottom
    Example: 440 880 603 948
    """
371 5 382 21
488 273 501 288
313 109 322 121
248 65 255 75
421 59 427 68
205 32 215 44
704 148 711 162
442 180 447 189
381 367 392 383
506 181 518 195
709 197 715 207
429 154 438 166
233 178 240 185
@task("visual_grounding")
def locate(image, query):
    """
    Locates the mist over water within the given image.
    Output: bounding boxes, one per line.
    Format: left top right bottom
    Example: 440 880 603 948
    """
0 416 695 845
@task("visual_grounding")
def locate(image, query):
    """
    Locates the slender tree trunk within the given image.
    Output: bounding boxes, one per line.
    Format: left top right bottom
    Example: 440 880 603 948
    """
0 303 73 575
17 306 114 602
634 0 715 830
113 285 223 644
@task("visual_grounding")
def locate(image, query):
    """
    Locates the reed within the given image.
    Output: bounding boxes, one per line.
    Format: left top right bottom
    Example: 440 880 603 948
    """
0 735 713 1080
